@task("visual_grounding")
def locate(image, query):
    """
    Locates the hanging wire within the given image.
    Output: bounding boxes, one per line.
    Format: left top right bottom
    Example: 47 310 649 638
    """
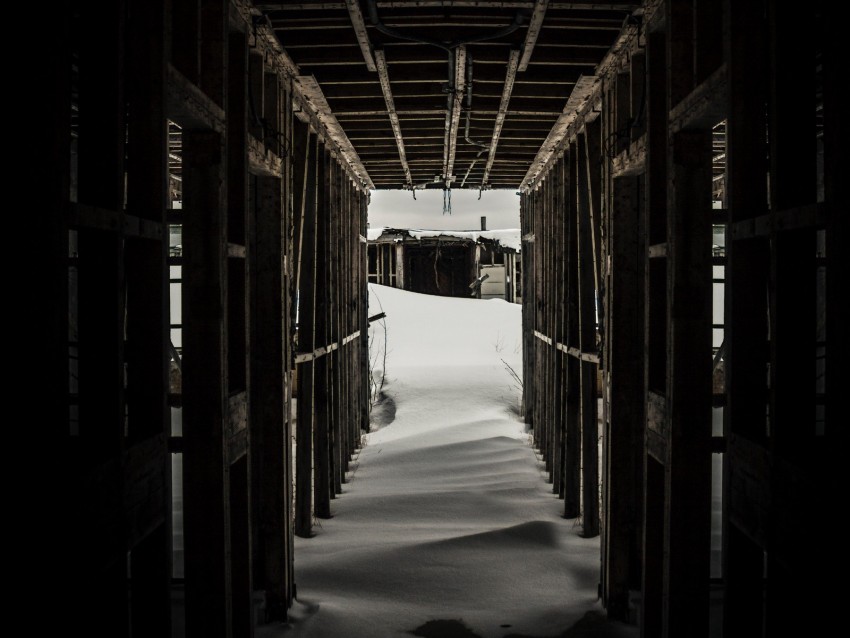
442 188 452 215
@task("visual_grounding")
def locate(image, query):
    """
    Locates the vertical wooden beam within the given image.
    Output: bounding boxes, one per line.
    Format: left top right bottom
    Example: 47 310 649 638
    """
295 132 318 537
226 31 252 637
74 3 130 633
77 0 126 458
665 129 712 637
693 0 722 83
821 6 844 629
31 5 71 624
765 2 819 633
264 71 280 157
248 52 265 142
564 142 581 519
182 129 230 638
200 0 228 107
172 0 201 82
722 1 770 634
125 0 171 633
250 171 289 618
629 52 646 141
577 131 599 538
314 145 333 519
641 29 668 635
603 175 644 620
666 0 694 108
554 156 568 500
330 159 344 497
552 155 565 497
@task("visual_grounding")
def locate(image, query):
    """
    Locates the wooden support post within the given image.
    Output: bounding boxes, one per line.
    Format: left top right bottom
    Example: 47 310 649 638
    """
314 146 333 519
172 0 201 82
248 52 265 142
359 190 370 435
552 156 565 497
542 175 552 478
765 2 819 633
74 3 131 633
693 0 722 84
200 0 227 108
329 159 343 497
723 0 769 633
250 170 290 618
664 129 712 636
603 174 644 620
666 0 694 108
226 31 252 638
564 142 581 519
577 131 599 538
125 0 171 633
629 53 646 141
554 156 568 500
182 129 230 638
263 71 279 157
30 5 71 622
295 131 318 537
641 29 668 636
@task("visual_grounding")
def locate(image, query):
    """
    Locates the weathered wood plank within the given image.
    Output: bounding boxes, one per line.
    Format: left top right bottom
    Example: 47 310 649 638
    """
250 170 290 617
564 142 581 519
314 145 333 519
295 131 318 537
602 174 644 619
576 131 599 538
665 129 712 637
182 129 229 637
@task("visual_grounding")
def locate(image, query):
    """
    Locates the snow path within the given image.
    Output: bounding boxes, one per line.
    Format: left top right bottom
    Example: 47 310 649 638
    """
268 286 635 638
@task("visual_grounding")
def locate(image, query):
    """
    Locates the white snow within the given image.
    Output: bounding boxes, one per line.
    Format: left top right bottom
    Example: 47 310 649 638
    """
367 227 522 252
264 285 636 638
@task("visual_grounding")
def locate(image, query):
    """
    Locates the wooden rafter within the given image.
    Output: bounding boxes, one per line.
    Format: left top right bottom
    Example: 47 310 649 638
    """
482 49 521 186
345 0 377 72
518 0 549 72
374 50 412 186
443 45 466 186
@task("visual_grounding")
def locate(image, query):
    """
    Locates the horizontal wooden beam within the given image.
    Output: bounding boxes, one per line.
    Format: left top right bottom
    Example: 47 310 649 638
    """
730 202 826 240
166 64 226 133
375 49 412 186
259 2 639 9
612 133 646 177
519 0 549 72
69 203 163 240
345 0 376 71
295 330 362 364
248 135 283 177
669 64 728 133
482 50 520 186
533 330 600 363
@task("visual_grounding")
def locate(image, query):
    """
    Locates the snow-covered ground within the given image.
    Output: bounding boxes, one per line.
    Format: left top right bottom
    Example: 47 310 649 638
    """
267 285 636 638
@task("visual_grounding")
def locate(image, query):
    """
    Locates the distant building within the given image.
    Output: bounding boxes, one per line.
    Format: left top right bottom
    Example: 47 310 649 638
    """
366 228 521 303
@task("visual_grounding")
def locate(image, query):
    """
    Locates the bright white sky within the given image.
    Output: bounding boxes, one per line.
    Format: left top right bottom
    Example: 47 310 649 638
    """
282 285 627 638
367 188 520 231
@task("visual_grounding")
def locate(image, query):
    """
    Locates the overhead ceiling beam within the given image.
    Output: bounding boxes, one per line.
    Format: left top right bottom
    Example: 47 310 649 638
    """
482 49 521 187
443 45 467 187
518 0 549 72
260 2 637 9
374 50 412 187
295 75 375 189
345 0 377 72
